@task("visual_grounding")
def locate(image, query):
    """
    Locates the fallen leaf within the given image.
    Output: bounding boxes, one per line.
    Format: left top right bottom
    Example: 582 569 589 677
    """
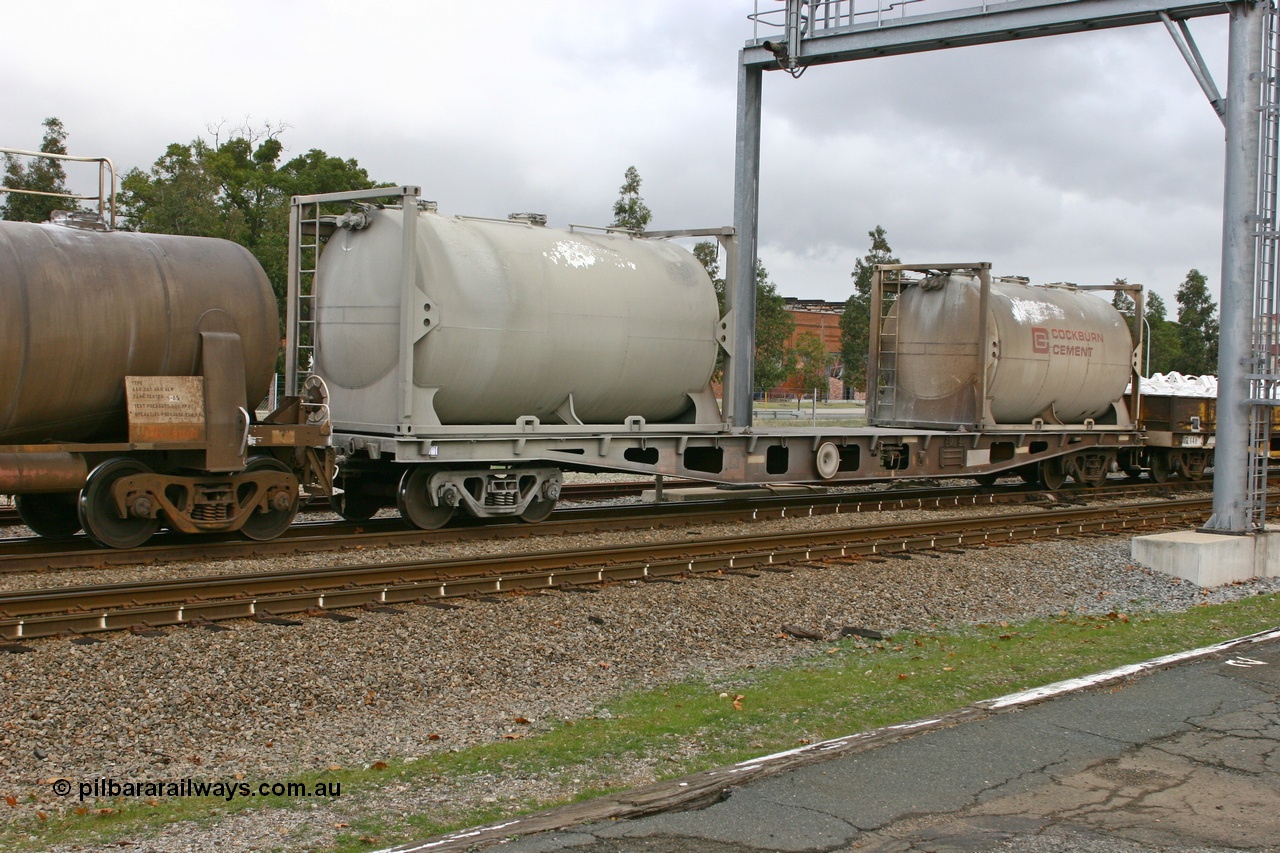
598 661 611 669
146 798 159 807
3 796 15 808
334 822 350 829
897 673 909 680
74 806 88 815
327 765 342 772
370 761 388 770
502 733 524 740
513 717 531 725
943 666 955 672
428 734 441 741
36 810 47 821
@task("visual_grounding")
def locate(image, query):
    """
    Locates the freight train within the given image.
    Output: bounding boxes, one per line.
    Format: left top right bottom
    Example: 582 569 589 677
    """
0 181 1212 547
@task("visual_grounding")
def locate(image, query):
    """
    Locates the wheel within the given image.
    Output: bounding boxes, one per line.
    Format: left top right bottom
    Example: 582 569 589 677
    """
1037 457 1066 490
78 458 160 549
396 467 454 530
973 473 1000 487
240 457 300 541
1149 451 1172 484
14 492 82 539
330 476 383 521
519 496 556 523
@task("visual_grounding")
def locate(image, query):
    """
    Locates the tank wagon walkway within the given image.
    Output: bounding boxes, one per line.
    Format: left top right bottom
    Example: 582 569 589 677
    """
385 630 1280 853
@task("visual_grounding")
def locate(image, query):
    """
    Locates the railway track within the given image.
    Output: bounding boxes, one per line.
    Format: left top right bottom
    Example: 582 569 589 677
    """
0 479 686 528
0 479 1208 574
0 492 1225 641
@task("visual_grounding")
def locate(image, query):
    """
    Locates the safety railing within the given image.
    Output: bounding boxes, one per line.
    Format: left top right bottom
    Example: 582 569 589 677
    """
0 148 117 228
749 0 996 41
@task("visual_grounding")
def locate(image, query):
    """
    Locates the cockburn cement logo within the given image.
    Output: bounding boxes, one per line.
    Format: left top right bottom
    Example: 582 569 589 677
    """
1031 327 1101 357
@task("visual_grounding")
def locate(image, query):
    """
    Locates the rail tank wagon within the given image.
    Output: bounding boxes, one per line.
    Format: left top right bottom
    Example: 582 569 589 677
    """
314 207 722 431
0 221 278 443
0 219 333 548
880 272 1134 428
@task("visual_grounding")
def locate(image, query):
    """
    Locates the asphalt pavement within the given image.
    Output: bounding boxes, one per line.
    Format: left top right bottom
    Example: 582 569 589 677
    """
384 629 1280 853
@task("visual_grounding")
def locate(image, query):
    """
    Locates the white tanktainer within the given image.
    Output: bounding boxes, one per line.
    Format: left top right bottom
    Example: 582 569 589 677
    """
290 188 1148 528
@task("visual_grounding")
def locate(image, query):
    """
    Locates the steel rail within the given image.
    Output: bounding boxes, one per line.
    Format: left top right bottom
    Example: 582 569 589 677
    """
0 494 1222 640
0 479 1208 574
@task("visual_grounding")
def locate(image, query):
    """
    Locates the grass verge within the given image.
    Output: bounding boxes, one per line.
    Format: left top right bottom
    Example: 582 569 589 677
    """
5 592 1278 852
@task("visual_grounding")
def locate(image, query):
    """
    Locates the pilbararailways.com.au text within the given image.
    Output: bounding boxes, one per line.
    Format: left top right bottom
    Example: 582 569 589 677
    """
51 777 341 802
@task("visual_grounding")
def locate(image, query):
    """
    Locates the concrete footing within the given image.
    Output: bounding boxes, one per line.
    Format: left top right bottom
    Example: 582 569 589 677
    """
1131 528 1280 587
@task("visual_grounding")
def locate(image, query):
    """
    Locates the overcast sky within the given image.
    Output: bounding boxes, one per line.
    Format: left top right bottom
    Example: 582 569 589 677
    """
2 1 1232 308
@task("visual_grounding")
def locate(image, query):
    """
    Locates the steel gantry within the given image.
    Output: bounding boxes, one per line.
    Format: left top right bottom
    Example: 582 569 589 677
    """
730 0 1280 535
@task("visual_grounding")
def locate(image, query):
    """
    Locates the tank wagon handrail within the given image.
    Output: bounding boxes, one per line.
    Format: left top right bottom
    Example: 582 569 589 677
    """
568 222 644 236
289 185 421 207
0 147 117 228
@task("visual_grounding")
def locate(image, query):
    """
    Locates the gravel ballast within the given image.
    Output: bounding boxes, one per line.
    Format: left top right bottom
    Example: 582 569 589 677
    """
1 501 1277 852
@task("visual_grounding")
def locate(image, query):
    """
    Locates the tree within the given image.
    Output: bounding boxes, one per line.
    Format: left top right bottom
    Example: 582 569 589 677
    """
692 241 797 393
790 330 831 397
840 226 898 393
1175 269 1219 375
611 165 652 232
753 261 796 394
2 117 74 222
1134 291 1181 376
693 240 725 313
120 126 381 312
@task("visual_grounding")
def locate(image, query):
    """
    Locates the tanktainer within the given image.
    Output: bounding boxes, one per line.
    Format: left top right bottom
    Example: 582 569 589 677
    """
313 205 722 430
868 266 1139 430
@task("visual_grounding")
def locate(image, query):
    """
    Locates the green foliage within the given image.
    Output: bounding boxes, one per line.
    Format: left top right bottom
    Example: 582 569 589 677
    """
11 592 1277 852
2 117 74 222
120 125 381 316
1175 269 1219 375
610 165 651 232
1135 292 1180 376
690 241 797 394
840 226 898 392
693 240 725 313
753 261 797 393
790 330 831 396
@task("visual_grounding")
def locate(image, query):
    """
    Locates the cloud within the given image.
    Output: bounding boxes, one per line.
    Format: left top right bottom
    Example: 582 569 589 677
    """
0 1 1234 307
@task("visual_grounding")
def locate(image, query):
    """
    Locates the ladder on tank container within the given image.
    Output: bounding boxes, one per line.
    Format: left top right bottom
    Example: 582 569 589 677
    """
286 198 323 396
1247 4 1280 531
871 268 905 420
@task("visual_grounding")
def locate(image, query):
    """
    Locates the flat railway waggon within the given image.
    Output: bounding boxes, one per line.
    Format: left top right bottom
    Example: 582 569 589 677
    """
292 186 1163 528
1 175 1217 547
